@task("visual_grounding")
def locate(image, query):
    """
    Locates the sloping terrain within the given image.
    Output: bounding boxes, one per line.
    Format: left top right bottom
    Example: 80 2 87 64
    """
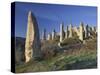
15 37 25 64
15 37 97 73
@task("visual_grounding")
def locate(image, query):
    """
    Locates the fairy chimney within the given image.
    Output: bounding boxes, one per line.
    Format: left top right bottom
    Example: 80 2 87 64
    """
47 33 52 40
79 22 84 41
25 11 42 63
42 29 46 40
52 29 56 40
65 25 68 39
60 22 65 42
69 24 73 38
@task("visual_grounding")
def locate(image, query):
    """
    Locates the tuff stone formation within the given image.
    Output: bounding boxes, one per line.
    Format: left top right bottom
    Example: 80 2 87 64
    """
73 26 80 36
84 24 89 38
65 25 68 39
24 11 96 63
60 23 65 42
42 22 96 43
25 11 42 63
47 33 52 40
52 29 56 40
69 24 73 38
79 22 84 41
42 29 46 40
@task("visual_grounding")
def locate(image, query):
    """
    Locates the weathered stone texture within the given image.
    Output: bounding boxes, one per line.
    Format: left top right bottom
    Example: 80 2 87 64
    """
25 11 41 63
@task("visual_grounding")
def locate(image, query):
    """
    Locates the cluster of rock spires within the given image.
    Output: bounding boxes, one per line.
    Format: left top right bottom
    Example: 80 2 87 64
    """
42 21 97 42
25 11 97 63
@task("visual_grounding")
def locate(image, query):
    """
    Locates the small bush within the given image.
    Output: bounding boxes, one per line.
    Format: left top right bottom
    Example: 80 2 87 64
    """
42 46 58 60
85 38 97 50
60 38 82 46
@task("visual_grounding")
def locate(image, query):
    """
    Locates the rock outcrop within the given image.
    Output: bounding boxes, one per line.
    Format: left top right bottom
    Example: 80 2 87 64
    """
60 23 65 42
69 24 73 38
52 29 56 40
42 29 46 40
25 11 42 63
79 22 84 41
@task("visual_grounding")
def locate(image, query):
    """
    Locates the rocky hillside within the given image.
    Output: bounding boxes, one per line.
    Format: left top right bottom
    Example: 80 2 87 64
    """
15 37 97 73
15 37 25 64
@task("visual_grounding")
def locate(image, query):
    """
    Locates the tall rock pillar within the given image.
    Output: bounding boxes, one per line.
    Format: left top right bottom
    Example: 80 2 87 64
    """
42 29 46 40
60 22 64 42
47 33 52 40
25 11 42 63
79 22 84 41
85 24 89 38
52 29 56 40
69 24 73 38
65 25 68 39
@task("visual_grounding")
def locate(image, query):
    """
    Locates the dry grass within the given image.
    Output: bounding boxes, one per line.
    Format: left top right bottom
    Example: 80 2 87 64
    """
15 37 97 73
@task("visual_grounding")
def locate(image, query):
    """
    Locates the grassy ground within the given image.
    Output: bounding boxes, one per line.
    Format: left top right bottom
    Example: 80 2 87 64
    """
15 38 97 73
